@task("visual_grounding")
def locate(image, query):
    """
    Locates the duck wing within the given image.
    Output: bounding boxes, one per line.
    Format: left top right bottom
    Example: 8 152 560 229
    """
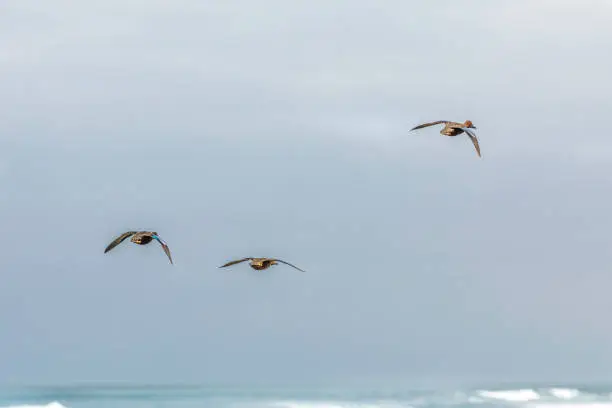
410 120 449 131
104 231 137 253
152 235 173 264
462 128 481 158
273 259 306 272
218 258 253 268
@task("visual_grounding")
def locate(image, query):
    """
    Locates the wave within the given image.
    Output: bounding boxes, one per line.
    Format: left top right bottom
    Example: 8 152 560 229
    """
533 405 612 408
271 402 410 408
2 387 612 408
269 389 581 408
0 403 67 408
549 388 581 400
266 388 612 408
476 387 592 402
473 388 612 408
478 389 541 402
270 388 609 408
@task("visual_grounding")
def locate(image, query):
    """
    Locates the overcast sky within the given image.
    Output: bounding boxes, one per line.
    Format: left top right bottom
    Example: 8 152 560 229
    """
1 0 612 387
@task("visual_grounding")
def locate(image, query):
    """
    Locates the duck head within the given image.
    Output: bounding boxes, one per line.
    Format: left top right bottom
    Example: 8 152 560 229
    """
464 120 476 129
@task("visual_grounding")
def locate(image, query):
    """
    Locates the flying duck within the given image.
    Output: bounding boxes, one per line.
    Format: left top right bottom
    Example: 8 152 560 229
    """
218 257 305 272
410 119 481 157
104 231 173 264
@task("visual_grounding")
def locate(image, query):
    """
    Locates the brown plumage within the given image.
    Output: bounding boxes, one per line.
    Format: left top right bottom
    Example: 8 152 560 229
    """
410 120 481 157
104 231 173 264
218 257 305 272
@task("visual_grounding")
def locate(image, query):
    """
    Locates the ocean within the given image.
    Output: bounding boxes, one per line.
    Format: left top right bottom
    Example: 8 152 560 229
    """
1 385 610 408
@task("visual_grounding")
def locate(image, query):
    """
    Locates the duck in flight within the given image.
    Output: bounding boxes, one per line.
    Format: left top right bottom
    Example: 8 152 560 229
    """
410 119 481 157
104 231 173 264
219 257 305 272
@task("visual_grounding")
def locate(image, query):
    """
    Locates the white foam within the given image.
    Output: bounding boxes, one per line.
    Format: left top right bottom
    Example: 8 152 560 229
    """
271 401 408 408
532 404 612 408
467 396 485 404
1 403 67 408
478 389 541 402
549 389 580 400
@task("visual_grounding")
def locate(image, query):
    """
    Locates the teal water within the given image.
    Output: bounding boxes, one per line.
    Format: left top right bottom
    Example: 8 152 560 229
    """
2 385 612 408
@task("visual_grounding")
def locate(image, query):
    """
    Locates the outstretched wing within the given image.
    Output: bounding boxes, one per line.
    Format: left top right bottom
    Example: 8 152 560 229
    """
104 231 137 253
410 120 449 131
152 235 173 264
462 128 481 158
273 259 306 272
218 258 253 268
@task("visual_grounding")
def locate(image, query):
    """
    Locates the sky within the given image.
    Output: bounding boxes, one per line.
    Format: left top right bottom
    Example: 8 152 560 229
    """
1 0 612 386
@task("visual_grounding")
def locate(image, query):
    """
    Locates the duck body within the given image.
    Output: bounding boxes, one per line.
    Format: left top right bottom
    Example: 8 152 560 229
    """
249 258 278 270
439 121 471 137
131 231 156 245
219 257 304 272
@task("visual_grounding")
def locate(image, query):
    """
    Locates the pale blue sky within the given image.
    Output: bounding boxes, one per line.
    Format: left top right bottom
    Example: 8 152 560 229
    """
1 0 612 386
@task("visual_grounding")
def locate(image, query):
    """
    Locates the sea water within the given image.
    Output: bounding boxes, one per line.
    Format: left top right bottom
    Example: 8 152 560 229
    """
1 384 611 408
